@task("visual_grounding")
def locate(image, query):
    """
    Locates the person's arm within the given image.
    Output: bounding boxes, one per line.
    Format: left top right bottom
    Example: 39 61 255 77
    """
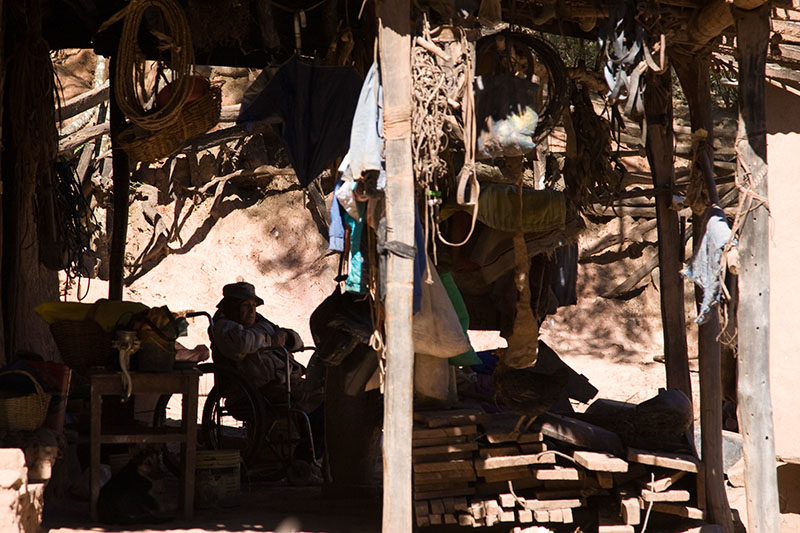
255 316 290 348
211 318 274 360
282 329 303 351
265 323 303 351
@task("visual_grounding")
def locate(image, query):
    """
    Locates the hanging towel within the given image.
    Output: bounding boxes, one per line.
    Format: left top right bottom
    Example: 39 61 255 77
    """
338 61 386 188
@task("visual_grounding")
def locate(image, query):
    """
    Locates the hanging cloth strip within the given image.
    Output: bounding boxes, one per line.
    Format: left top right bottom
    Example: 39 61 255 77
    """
499 157 539 369
237 56 362 187
682 207 734 324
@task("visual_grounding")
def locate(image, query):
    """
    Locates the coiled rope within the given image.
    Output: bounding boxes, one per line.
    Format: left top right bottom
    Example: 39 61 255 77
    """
99 0 194 131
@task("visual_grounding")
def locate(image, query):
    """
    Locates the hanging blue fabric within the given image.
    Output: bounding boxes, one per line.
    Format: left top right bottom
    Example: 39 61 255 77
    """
329 177 346 252
344 202 367 295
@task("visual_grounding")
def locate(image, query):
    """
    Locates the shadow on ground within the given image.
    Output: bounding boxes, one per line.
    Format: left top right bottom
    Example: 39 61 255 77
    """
42 484 382 533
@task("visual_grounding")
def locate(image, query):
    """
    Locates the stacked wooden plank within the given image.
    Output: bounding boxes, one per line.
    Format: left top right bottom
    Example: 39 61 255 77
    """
412 409 489 524
413 410 606 527
620 448 707 526
413 408 716 531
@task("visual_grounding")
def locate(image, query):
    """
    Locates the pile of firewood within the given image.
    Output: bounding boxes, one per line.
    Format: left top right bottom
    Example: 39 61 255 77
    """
412 409 713 532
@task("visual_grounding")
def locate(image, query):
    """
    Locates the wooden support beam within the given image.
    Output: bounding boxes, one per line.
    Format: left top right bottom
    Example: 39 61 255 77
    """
643 69 692 400
734 5 781 533
219 104 241 123
672 52 721 206
377 2 414 533
687 0 733 50
57 121 109 156
57 80 109 122
0 0 5 365
672 51 733 533
108 56 130 301
682 0 768 51
695 215 731 532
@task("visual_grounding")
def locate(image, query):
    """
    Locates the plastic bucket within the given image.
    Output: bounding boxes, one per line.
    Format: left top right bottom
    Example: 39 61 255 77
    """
195 450 240 508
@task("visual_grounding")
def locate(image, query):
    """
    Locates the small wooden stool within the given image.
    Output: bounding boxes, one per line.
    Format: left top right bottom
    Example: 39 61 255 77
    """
90 369 199 521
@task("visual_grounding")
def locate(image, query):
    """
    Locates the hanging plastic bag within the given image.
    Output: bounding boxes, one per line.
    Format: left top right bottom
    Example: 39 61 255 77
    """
439 272 481 367
475 73 540 160
413 265 471 358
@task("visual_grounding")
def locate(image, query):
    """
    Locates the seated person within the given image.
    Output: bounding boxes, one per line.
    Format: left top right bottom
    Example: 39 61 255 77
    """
210 281 322 413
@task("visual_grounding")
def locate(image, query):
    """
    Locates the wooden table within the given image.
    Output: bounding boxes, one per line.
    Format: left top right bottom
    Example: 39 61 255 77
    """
90 370 199 521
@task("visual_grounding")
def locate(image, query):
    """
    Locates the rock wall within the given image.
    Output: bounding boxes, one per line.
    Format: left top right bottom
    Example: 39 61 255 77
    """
0 448 48 533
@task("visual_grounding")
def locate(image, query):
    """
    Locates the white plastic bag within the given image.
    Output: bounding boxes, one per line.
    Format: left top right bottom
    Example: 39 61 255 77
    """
412 265 471 358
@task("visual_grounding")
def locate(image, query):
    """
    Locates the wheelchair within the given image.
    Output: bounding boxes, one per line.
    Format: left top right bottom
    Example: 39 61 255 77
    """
152 311 320 484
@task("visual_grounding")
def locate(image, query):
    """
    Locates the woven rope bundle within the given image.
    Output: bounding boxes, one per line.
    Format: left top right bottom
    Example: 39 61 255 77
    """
101 0 195 131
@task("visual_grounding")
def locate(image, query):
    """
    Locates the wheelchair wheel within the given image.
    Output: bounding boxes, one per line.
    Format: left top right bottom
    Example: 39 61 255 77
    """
202 382 268 468
200 362 269 467
153 362 267 474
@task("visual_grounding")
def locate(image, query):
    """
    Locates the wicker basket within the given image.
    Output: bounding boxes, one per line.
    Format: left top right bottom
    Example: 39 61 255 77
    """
49 320 113 375
118 84 222 163
0 370 51 432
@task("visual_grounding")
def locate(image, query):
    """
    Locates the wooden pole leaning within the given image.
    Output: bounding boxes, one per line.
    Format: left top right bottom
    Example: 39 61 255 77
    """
377 2 415 533
672 51 733 533
734 4 780 532
108 55 131 301
643 69 692 401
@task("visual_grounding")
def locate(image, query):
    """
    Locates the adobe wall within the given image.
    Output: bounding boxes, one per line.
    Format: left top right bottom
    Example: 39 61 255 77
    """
766 82 800 464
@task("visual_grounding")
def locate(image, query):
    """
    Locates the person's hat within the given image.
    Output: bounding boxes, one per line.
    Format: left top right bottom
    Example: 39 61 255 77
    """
220 282 264 306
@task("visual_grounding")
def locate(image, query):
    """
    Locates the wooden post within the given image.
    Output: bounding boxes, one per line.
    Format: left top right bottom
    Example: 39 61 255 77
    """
672 52 719 205
0 0 5 366
108 55 130 301
377 2 415 533
693 214 734 533
672 52 732 532
1 0 21 362
643 69 692 400
734 5 780 532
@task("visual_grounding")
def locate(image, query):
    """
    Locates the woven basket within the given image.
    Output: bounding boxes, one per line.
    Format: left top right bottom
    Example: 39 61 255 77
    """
49 320 113 375
118 84 221 163
0 370 51 432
